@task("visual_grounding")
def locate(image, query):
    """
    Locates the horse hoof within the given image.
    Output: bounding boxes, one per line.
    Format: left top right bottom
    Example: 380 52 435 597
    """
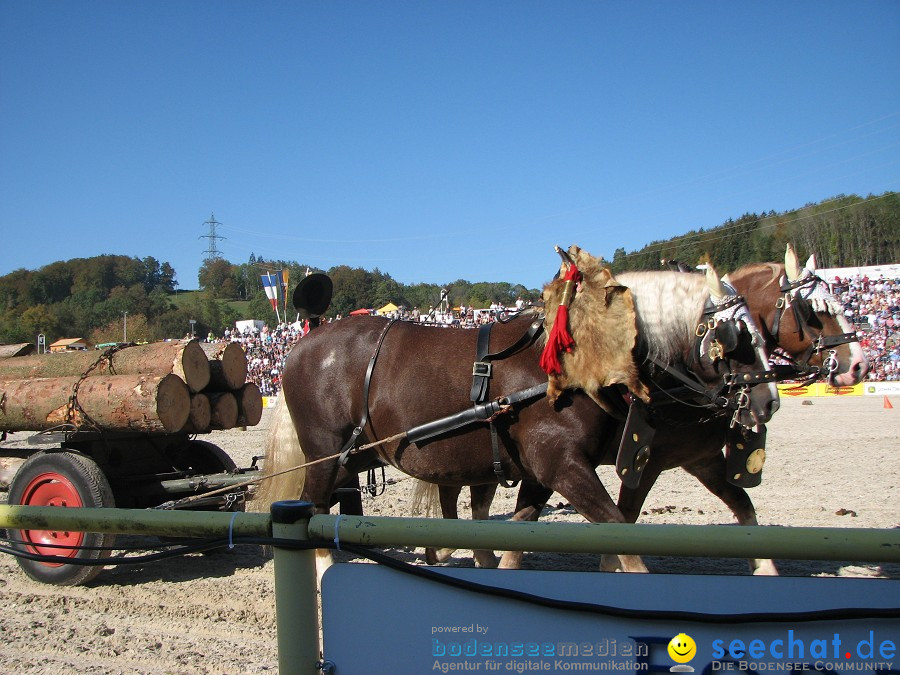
751 559 779 575
474 551 499 569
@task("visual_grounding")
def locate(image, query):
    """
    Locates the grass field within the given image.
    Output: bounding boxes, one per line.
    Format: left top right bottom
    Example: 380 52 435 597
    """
170 290 252 317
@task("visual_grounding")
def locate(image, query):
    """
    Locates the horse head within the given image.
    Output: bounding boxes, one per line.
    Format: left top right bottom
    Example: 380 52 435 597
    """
697 263 780 426
726 244 869 386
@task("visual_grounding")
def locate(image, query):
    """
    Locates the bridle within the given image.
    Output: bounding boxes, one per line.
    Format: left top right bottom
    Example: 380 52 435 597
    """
647 290 778 431
763 272 859 380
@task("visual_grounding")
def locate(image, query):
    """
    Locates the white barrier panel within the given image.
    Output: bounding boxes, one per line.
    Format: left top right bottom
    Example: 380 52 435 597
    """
864 382 900 396
321 566 898 674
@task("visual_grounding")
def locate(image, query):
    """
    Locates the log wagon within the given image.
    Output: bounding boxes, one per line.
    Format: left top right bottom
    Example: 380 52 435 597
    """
0 340 264 585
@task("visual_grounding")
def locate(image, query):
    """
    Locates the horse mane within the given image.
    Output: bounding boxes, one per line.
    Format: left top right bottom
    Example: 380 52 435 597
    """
726 262 782 290
729 261 842 317
616 271 709 365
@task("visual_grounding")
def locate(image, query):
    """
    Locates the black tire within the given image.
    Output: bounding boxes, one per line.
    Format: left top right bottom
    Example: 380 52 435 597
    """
7 451 116 586
182 439 238 474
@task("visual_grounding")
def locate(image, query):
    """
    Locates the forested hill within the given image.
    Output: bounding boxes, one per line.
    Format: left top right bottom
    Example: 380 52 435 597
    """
1 192 897 346
609 192 899 274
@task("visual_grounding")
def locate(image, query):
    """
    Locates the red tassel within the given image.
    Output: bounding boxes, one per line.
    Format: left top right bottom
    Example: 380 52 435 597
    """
540 264 581 375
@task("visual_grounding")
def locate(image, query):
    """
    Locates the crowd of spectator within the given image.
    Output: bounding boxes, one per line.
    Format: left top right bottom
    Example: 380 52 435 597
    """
211 280 899 396
210 299 530 395
832 274 900 381
380 298 529 327
213 322 304 396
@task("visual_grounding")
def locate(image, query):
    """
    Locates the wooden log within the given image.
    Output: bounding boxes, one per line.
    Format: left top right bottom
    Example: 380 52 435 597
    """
200 342 248 390
207 392 238 430
0 374 190 433
181 393 212 434
235 383 263 427
0 341 210 393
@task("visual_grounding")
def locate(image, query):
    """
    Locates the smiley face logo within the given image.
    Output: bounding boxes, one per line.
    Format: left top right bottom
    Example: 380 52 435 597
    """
667 633 697 664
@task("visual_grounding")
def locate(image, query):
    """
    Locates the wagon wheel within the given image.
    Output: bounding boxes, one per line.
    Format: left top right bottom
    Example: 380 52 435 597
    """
179 439 238 474
6 451 116 586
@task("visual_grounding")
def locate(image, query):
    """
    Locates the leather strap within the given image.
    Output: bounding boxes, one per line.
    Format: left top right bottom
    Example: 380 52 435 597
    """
470 317 544 404
470 323 494 403
338 319 398 465
406 382 548 445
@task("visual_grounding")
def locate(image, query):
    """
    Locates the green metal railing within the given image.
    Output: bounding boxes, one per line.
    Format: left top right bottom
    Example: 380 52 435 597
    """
1 502 899 674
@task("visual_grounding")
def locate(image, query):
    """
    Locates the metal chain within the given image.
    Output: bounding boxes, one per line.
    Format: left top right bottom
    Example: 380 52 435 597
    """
65 344 125 432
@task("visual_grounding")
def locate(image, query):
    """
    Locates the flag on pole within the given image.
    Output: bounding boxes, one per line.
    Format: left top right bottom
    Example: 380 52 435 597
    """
261 272 278 311
282 269 290 316
261 271 284 322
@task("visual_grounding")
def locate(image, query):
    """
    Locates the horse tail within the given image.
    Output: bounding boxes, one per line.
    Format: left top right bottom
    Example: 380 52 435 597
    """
251 396 307 512
409 479 440 518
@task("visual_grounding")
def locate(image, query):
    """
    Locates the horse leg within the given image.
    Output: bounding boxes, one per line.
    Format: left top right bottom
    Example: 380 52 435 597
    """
545 468 649 573
682 453 779 575
470 484 499 568
335 473 363 515
426 485 462 564
302 458 357 583
600 461 667 572
426 485 500 567
498 480 552 570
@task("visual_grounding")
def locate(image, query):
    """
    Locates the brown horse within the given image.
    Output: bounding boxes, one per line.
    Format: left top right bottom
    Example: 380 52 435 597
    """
256 260 779 574
612 245 868 573
425 245 867 573
727 247 868 387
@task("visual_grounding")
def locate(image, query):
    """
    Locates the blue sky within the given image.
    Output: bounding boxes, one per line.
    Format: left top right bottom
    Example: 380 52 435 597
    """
1 1 898 291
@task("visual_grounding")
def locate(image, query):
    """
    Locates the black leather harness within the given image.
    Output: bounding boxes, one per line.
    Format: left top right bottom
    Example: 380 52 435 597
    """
468 318 545 488
765 275 859 378
337 316 547 490
337 318 398 468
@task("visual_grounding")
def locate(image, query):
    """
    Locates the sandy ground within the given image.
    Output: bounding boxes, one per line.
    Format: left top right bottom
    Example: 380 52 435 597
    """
1 396 898 673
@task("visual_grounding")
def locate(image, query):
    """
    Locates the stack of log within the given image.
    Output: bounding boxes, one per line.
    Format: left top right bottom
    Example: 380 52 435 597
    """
0 341 262 434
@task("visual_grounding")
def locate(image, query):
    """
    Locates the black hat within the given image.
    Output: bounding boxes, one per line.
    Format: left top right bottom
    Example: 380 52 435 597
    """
292 273 333 319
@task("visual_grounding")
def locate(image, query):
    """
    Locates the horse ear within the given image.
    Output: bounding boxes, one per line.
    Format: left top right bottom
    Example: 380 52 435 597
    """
785 243 801 281
705 263 727 299
805 254 817 273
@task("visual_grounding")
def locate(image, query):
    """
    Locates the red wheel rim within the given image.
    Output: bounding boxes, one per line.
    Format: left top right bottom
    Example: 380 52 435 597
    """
17 471 85 565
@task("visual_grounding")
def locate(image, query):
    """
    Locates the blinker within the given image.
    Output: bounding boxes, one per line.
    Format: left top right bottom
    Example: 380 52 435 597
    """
792 294 823 330
714 320 757 365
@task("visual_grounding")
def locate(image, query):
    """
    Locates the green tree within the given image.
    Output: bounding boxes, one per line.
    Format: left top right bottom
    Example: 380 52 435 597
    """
18 304 56 342
199 259 238 298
